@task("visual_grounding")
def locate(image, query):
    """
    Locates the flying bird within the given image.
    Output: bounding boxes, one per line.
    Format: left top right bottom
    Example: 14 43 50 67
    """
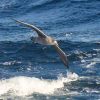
13 19 69 68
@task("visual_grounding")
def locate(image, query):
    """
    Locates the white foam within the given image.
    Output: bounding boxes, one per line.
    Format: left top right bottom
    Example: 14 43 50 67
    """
83 88 100 93
1 61 21 66
0 73 78 96
67 71 79 80
86 62 96 68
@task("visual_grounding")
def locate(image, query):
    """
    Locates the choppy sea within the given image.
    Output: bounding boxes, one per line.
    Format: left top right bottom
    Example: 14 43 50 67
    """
0 0 100 99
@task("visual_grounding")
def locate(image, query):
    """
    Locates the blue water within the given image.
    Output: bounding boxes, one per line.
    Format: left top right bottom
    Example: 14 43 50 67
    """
0 0 100 99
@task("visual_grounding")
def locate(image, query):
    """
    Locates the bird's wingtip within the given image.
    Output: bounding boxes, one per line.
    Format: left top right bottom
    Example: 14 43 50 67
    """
12 18 17 21
12 18 22 23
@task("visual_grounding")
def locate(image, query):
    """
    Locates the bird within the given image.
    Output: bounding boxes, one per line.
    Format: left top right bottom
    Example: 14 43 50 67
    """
13 19 69 69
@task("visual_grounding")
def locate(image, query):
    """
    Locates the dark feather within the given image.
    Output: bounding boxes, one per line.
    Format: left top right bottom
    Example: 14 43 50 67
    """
13 19 47 38
53 44 69 68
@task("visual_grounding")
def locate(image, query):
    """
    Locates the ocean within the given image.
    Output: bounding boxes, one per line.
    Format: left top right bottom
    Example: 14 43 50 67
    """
0 0 100 99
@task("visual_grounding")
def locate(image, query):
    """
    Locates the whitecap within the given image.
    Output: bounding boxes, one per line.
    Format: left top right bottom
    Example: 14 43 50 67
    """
0 73 79 96
86 62 96 68
1 61 21 66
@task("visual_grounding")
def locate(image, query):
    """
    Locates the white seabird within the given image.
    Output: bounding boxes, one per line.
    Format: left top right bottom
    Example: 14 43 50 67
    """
13 19 69 68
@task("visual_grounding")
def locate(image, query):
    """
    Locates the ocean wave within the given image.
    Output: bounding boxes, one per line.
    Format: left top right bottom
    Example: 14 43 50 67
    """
0 0 100 99
0 0 17 9
0 40 99 63
0 72 78 96
0 61 21 66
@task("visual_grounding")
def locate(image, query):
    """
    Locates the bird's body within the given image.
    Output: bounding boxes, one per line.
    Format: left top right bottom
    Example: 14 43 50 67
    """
31 36 57 45
13 19 69 68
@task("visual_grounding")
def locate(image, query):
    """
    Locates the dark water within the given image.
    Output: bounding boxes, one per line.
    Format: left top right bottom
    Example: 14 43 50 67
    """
0 0 100 99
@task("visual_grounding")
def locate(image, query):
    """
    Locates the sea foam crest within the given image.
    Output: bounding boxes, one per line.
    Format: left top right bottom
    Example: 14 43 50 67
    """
0 73 78 96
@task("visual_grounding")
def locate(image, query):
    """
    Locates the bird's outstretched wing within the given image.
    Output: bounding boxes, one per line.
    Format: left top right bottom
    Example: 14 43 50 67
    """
13 19 69 68
13 19 47 38
53 44 69 68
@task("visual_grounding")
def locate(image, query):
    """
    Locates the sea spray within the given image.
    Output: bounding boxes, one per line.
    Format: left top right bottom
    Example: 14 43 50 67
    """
0 74 79 96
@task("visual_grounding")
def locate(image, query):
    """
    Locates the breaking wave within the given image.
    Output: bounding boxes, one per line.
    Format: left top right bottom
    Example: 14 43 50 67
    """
0 72 78 96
